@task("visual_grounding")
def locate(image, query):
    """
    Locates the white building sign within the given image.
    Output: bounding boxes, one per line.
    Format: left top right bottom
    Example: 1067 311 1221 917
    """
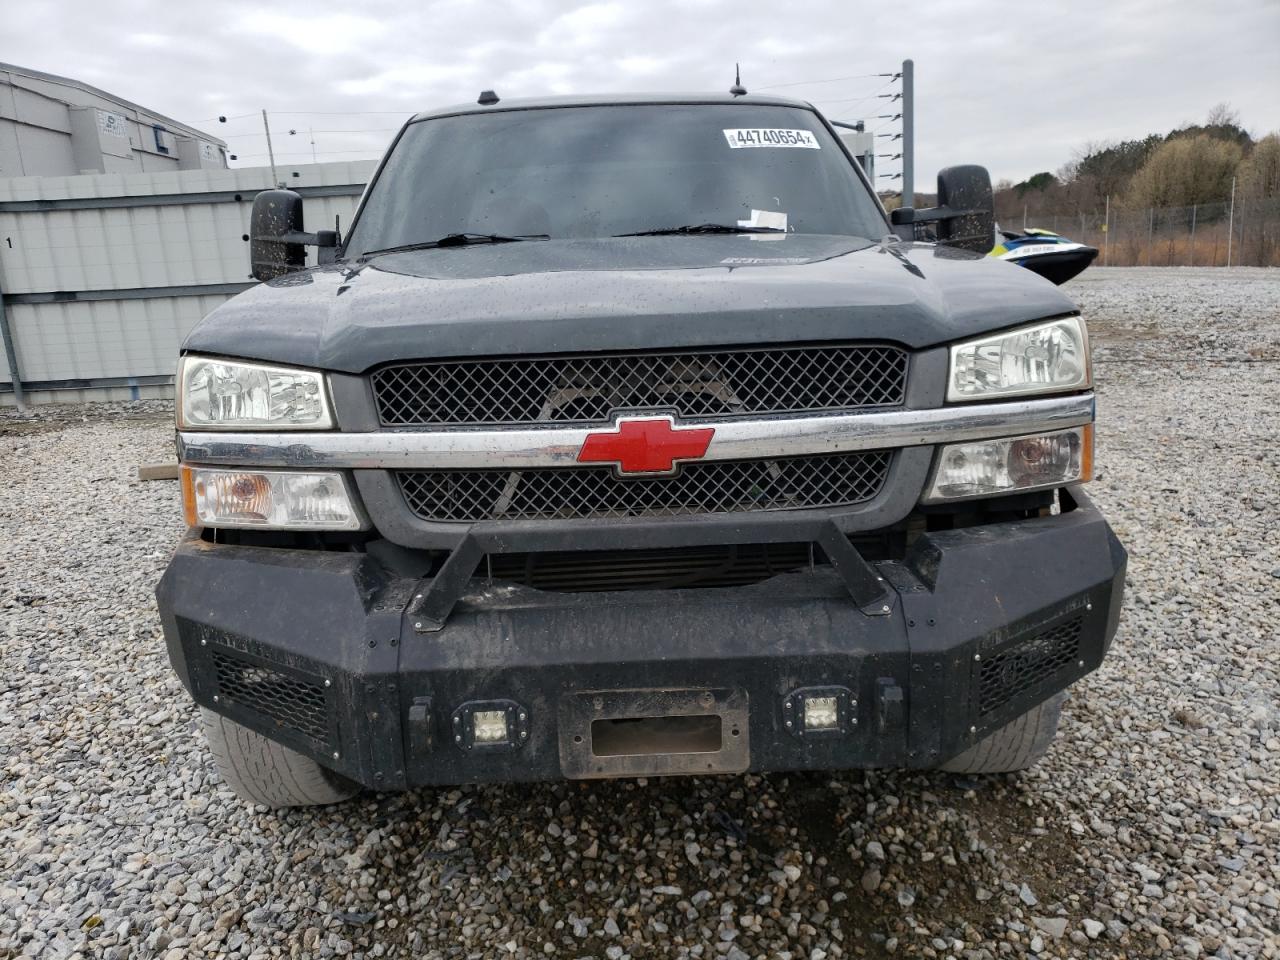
97 110 128 138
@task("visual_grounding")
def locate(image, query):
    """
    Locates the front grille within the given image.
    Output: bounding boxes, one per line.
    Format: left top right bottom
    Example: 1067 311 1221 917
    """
978 618 1083 717
372 345 908 426
397 450 891 522
212 650 330 743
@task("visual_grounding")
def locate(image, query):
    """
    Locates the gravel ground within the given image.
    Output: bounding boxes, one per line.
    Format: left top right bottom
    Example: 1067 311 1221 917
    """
2 266 1278 960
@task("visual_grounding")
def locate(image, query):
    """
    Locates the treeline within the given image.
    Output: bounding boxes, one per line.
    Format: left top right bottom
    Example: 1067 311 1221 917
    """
993 104 1278 220
989 105 1279 266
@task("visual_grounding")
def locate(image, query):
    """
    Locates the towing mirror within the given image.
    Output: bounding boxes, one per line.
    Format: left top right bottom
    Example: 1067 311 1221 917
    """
249 189 338 281
889 165 994 254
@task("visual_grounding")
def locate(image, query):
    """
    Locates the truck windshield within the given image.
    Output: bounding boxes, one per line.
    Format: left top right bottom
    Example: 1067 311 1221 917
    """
344 103 886 258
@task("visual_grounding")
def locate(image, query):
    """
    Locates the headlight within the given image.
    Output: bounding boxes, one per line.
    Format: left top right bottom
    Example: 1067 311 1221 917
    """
177 356 332 430
181 466 363 530
948 317 1090 402
923 426 1092 502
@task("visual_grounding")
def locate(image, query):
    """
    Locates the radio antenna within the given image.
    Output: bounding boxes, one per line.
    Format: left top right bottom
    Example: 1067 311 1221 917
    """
730 63 747 97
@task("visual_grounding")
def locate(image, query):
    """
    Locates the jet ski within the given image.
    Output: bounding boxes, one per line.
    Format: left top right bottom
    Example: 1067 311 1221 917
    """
990 226 1098 285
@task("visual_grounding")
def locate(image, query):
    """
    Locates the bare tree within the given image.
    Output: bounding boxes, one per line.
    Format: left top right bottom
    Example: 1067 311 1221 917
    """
1206 102 1241 129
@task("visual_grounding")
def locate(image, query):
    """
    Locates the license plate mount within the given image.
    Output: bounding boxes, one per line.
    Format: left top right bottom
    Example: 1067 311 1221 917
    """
558 687 749 779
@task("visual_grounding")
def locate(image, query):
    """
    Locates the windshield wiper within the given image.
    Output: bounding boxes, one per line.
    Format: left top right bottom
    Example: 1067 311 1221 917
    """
359 233 550 259
613 223 787 237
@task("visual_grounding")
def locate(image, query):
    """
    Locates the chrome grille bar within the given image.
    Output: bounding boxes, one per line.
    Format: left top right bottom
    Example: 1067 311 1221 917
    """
178 394 1095 470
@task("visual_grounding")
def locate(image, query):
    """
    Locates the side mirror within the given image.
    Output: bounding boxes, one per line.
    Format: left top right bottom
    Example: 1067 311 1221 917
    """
934 165 993 254
250 189 306 281
888 166 994 254
249 189 339 281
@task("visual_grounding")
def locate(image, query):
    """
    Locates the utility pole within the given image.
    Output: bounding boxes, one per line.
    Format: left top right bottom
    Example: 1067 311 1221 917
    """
901 59 914 206
1226 177 1236 268
290 127 319 163
262 109 278 186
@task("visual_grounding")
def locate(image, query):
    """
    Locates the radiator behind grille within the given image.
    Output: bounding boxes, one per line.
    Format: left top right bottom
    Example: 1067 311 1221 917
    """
488 542 815 593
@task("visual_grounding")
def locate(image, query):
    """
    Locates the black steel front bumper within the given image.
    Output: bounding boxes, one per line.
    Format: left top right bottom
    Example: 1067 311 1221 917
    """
156 489 1125 789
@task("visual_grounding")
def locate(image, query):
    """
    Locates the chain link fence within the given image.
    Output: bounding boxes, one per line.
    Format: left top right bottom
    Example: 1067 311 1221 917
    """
1000 196 1280 267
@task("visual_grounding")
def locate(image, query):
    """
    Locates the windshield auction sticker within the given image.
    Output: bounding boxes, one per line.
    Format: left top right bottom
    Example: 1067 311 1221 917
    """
723 128 820 149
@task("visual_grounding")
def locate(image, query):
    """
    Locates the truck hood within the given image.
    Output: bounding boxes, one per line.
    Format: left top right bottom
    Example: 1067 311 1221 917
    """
184 235 1077 372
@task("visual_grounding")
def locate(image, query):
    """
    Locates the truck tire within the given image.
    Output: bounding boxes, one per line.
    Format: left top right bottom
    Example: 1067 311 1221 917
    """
200 709 358 809
940 691 1066 774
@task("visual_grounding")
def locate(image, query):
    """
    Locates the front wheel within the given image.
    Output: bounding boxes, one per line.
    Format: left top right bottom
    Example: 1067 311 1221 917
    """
200 709 358 809
940 691 1066 774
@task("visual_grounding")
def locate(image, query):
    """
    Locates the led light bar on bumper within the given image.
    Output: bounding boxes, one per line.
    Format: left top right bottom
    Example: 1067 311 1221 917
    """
924 425 1092 503
177 356 333 430
948 317 1090 402
181 466 364 530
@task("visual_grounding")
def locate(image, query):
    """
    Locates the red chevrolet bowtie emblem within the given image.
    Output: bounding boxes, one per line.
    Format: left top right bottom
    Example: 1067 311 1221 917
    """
577 416 716 475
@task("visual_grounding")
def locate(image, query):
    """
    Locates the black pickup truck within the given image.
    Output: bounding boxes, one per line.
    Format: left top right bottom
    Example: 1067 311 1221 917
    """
156 92 1125 808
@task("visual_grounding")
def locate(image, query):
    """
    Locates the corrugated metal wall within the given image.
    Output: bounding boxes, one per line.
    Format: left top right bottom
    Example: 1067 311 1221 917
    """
0 160 376 405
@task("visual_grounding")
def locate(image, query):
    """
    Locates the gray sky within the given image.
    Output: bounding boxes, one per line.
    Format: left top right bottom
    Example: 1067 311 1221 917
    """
7 0 1279 186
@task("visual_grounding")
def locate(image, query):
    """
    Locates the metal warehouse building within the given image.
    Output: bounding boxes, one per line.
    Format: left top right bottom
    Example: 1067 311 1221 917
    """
0 63 378 408
1 61 228 177
0 160 375 407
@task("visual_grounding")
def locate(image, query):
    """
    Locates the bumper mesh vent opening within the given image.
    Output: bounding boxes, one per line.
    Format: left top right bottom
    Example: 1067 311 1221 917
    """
398 450 892 523
211 650 330 744
372 345 908 427
978 617 1083 718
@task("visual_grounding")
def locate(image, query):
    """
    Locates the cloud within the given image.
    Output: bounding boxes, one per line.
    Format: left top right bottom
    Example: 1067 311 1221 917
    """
229 12 389 56
125 33 171 48
616 57 666 78
335 63 463 98
4 0 1277 183
537 2 627 46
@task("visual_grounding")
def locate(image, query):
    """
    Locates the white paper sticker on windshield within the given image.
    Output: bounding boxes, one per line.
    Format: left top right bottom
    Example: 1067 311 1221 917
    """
723 128 820 149
737 209 789 230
